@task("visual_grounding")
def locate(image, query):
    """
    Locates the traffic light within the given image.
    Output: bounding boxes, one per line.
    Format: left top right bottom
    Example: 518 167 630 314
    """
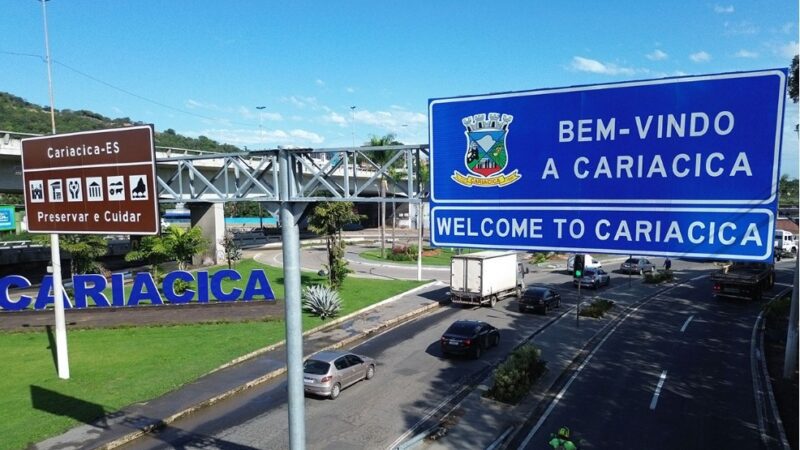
573 255 585 278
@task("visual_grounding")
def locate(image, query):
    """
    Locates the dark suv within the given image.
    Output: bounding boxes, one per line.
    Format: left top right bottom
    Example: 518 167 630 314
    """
440 320 499 359
518 286 561 314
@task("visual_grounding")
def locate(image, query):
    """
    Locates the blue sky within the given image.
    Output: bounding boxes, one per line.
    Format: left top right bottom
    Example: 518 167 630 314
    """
2 1 798 177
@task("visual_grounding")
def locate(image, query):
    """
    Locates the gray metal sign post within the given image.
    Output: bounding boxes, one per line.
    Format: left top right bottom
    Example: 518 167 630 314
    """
277 148 308 450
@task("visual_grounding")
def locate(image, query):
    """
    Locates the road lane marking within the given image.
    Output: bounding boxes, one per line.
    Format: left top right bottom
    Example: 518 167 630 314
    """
649 370 668 410
680 315 694 332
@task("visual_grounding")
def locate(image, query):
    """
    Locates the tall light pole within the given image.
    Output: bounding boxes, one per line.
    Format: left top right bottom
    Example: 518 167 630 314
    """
255 106 266 230
40 0 69 380
350 106 356 148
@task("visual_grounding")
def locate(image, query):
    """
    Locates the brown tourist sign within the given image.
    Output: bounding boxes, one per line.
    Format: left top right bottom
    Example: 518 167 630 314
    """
21 125 159 235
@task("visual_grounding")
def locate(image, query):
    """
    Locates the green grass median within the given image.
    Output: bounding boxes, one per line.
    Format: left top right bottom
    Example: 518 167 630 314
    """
360 247 478 266
0 259 426 449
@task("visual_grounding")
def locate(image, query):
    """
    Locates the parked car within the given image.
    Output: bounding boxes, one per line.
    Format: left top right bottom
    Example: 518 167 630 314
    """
567 253 602 271
573 268 611 289
619 257 655 275
518 286 561 314
440 320 499 359
303 351 375 399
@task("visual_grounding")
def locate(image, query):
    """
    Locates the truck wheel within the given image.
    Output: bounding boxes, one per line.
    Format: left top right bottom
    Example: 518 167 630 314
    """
489 295 498 308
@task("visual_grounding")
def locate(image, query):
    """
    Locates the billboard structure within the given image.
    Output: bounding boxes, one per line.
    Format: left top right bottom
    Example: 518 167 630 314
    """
429 70 787 261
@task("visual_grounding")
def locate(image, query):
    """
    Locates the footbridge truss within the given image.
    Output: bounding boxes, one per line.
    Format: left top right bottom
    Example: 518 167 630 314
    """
156 144 429 205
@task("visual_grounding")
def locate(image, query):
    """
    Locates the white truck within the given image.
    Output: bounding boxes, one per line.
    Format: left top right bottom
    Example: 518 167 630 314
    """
774 229 797 255
450 251 526 307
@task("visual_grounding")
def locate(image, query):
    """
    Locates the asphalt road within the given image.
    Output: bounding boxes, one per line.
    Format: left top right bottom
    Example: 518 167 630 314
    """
115 258 791 450
118 268 582 450
515 262 796 450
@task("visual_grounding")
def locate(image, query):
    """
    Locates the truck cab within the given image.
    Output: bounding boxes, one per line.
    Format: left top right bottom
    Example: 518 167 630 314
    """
774 229 797 254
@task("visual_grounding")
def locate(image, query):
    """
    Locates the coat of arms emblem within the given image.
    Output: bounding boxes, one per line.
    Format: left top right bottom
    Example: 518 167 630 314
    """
452 113 521 187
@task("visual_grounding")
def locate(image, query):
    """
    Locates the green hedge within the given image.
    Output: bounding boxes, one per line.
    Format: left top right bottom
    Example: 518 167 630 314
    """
485 344 546 404
579 298 615 318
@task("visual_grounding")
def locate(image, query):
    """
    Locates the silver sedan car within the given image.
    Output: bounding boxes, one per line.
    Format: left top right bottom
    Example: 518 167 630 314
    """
573 268 611 289
303 351 375 399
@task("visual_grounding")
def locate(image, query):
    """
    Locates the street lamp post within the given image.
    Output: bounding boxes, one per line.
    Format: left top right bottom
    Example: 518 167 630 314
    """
39 0 70 380
256 106 266 231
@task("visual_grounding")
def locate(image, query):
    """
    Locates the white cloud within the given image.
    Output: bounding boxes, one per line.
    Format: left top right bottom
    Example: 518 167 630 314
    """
723 21 759 36
570 56 636 76
323 112 348 127
689 51 711 62
776 41 799 59
714 4 734 14
734 49 759 58
289 129 324 145
645 49 668 61
238 106 283 121
346 87 355 93
353 109 426 129
315 79 325 86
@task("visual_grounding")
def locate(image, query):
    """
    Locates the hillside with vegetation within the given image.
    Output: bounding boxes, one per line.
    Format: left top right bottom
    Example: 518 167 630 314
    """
0 92 241 152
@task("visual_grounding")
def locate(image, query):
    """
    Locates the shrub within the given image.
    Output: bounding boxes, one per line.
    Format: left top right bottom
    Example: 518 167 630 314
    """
764 295 792 321
644 270 674 284
579 298 615 318
302 284 342 320
485 344 546 404
387 244 418 262
171 279 194 296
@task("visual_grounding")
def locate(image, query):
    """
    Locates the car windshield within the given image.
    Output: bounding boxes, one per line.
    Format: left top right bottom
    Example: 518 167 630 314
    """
624 258 637 264
584 270 596 277
445 322 478 336
525 288 547 299
303 359 330 375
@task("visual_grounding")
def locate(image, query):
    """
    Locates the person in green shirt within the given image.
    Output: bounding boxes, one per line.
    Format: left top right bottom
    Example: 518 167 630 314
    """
548 426 578 450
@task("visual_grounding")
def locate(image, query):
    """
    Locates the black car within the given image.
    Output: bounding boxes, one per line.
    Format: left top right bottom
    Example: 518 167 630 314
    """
440 320 499 359
518 286 561 313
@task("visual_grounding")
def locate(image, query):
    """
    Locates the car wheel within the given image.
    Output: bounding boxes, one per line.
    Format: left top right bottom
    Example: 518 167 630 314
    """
329 383 341 400
640 268 645 276
606 278 611 286
518 305 525 313
366 365 375 380
489 295 498 308
492 333 500 347
473 345 482 359
593 281 599 289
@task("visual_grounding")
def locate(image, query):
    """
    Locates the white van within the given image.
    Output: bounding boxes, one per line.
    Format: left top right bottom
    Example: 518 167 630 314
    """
774 230 797 253
567 253 602 271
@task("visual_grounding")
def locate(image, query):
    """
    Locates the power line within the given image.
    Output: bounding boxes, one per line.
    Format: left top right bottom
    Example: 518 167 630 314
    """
0 50 259 129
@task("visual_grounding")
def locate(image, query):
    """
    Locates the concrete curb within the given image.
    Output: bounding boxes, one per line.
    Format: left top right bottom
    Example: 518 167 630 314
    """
209 280 441 374
97 282 445 450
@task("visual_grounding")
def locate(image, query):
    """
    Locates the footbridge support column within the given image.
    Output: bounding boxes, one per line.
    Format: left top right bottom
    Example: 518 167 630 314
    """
189 202 225 265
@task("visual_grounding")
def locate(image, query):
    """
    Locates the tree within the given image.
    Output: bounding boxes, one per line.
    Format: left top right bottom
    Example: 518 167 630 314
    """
308 202 364 287
220 231 243 269
779 174 799 206
126 225 208 275
160 225 209 271
789 55 798 103
35 234 109 275
364 134 402 258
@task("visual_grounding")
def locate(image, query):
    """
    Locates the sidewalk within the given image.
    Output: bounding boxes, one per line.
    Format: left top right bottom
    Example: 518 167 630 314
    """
33 281 448 450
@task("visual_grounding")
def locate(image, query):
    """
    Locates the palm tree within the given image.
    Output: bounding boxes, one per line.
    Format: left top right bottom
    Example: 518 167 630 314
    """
364 133 401 258
308 201 364 287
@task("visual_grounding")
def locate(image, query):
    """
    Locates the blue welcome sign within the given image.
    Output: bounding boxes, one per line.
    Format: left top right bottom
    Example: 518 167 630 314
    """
429 70 787 261
0 269 276 311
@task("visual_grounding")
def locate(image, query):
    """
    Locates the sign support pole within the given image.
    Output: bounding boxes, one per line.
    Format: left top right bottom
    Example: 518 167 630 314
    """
50 234 69 379
417 210 422 281
783 256 799 379
41 0 69 379
278 149 306 450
